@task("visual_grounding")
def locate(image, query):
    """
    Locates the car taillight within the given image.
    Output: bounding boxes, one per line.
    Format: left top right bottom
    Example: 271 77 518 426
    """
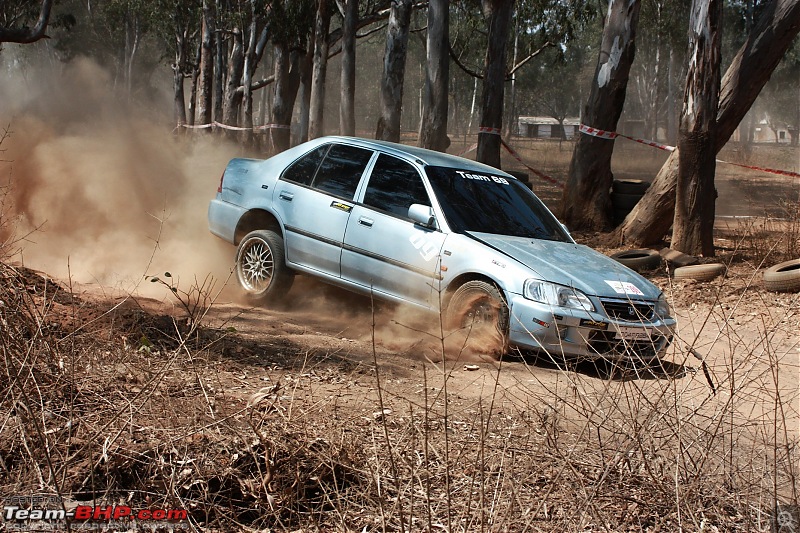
217 172 224 193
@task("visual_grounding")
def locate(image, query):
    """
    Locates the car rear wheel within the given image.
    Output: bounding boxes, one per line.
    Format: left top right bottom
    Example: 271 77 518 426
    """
235 230 294 304
446 281 509 356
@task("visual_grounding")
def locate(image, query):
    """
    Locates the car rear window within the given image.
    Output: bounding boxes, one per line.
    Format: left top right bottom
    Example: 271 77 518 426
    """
312 144 373 200
282 145 329 186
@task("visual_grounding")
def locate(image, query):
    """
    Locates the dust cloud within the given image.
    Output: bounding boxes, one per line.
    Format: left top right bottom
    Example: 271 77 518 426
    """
1 57 240 298
0 54 497 359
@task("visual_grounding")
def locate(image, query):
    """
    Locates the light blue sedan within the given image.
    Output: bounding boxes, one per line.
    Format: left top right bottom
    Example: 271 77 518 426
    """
208 136 675 361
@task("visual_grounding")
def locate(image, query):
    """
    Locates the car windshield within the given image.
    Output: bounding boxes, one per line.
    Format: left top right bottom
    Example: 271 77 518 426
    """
425 166 570 242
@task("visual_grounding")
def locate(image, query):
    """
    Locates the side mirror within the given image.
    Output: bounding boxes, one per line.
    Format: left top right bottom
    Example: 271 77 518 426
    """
408 204 436 228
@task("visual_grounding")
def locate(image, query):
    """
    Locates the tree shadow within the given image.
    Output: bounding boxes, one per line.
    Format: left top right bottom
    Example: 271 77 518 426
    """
509 349 691 381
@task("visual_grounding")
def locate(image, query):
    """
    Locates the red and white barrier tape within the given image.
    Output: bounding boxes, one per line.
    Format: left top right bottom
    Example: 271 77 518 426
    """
479 126 502 135
457 142 478 156
579 123 675 151
579 123 799 178
500 139 565 189
180 121 291 132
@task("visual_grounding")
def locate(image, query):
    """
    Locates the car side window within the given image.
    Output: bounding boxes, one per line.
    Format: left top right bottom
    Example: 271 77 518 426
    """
282 145 329 186
312 144 373 199
363 154 430 218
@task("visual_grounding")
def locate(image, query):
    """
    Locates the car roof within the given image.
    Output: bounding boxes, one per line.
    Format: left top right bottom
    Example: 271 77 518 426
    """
315 135 513 177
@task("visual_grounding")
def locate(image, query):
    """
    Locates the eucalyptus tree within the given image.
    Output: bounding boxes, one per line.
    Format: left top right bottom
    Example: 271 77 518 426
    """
375 0 414 142
671 0 724 256
563 0 642 231
0 0 55 45
617 0 800 246
418 0 449 151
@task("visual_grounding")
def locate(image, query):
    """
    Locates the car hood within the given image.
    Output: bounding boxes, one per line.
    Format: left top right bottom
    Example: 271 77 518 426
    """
469 232 661 300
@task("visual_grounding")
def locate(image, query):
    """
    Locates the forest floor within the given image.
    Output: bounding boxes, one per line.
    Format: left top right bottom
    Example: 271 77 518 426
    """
1 138 798 532
2 221 798 532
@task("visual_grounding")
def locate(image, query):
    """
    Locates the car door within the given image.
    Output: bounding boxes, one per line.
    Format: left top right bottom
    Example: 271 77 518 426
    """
341 154 447 307
274 143 374 277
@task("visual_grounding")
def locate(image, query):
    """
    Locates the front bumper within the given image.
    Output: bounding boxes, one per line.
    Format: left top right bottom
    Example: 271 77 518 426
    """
507 294 676 361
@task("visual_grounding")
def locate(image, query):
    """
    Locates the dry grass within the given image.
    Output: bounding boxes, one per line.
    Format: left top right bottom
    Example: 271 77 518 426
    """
1 251 797 531
0 131 797 531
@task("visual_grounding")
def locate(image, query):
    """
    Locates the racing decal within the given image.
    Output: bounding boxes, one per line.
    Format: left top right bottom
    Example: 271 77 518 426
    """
580 319 607 330
409 234 439 262
492 259 506 268
330 201 353 212
532 318 550 328
455 170 509 185
604 280 645 296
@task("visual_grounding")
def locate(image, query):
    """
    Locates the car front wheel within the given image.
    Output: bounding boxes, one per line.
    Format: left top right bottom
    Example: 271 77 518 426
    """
446 280 510 356
235 230 294 304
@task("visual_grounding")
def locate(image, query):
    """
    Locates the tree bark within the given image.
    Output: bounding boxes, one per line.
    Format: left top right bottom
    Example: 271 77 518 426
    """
297 46 314 144
617 0 800 246
173 27 188 128
561 0 641 230
197 0 215 128
671 0 723 257
214 0 226 122
418 0 449 151
340 0 358 136
375 0 413 142
223 29 244 128
0 0 54 44
309 0 332 140
270 43 301 154
476 0 514 168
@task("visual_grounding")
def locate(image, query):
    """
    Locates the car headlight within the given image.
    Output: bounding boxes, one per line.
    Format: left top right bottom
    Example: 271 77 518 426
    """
655 294 671 319
523 280 595 312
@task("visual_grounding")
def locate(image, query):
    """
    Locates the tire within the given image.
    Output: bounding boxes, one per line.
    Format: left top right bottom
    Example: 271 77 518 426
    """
612 179 651 195
235 230 294 304
610 249 662 272
763 258 800 292
673 263 726 282
611 192 644 211
446 281 510 355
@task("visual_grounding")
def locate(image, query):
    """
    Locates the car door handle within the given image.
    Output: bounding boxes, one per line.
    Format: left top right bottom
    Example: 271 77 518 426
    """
279 191 294 201
358 216 374 227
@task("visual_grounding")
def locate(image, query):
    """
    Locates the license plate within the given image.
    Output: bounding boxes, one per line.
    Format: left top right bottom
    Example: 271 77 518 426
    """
614 326 652 340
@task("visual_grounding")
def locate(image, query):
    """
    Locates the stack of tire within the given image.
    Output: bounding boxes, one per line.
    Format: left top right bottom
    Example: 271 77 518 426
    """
612 179 650 225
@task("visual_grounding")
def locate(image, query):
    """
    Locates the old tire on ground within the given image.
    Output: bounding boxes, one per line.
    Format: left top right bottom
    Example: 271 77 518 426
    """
612 179 650 195
446 281 510 356
235 230 294 304
762 258 800 292
673 263 726 282
611 192 643 211
610 249 662 272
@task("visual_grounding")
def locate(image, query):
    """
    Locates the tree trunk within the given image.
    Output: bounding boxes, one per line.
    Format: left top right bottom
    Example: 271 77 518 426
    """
476 0 514 168
173 25 188 128
671 0 724 257
418 0 449 151
375 0 413 142
0 0 54 44
617 0 800 246
561 0 641 230
197 0 215 128
223 29 244 128
309 0 331 140
340 0 358 136
188 41 202 126
270 43 301 154
214 1 226 122
296 46 314 144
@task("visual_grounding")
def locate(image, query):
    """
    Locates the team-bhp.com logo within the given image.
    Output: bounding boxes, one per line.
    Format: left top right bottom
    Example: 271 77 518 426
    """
3 496 188 530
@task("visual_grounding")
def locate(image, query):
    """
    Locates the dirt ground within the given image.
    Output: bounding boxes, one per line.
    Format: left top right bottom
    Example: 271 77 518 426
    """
2 136 798 531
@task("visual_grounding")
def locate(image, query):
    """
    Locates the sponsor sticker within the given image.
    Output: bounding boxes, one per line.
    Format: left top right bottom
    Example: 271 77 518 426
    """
455 170 509 185
604 280 645 296
580 319 607 330
330 201 353 212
